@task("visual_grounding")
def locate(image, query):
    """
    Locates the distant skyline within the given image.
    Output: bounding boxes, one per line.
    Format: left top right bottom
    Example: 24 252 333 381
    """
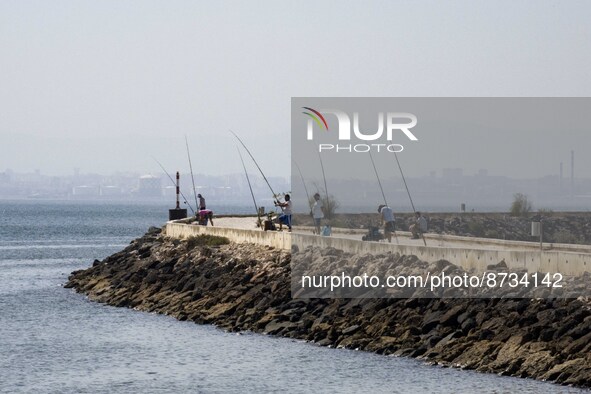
0 163 580 181
1 1 591 178
3 164 591 213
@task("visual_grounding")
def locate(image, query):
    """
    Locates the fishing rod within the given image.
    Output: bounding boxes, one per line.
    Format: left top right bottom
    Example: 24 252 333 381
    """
369 151 388 206
292 159 311 210
318 151 332 221
229 129 279 201
237 146 262 229
369 152 398 244
185 135 200 215
151 156 195 215
318 152 334 235
394 151 426 246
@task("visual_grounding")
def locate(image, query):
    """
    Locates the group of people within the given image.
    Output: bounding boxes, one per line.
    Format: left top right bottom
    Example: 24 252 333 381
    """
275 192 324 234
276 194 428 242
196 192 427 240
274 194 429 242
378 204 428 242
190 191 297 232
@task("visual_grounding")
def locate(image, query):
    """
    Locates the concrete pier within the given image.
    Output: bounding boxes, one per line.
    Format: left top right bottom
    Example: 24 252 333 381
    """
165 217 591 276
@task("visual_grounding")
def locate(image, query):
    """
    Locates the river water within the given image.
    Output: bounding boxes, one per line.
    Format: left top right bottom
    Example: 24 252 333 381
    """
0 200 585 393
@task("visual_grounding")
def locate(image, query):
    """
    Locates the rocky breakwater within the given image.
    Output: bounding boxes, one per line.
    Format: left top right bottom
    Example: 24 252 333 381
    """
66 227 591 388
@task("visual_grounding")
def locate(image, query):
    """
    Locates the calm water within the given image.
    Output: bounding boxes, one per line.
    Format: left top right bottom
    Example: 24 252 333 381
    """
0 200 585 394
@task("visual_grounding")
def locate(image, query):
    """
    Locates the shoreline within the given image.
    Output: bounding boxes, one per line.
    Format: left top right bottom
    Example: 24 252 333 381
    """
66 227 591 388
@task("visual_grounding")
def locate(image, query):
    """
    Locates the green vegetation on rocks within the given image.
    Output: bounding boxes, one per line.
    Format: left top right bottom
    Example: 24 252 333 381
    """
186 234 230 249
510 193 533 217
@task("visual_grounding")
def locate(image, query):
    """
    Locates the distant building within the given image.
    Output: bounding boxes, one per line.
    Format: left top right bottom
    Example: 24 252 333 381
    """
72 185 100 196
100 186 122 197
442 168 463 179
138 175 162 197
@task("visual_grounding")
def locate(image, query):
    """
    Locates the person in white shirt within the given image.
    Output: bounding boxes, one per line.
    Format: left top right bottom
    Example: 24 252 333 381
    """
311 192 324 235
378 204 396 243
275 194 292 231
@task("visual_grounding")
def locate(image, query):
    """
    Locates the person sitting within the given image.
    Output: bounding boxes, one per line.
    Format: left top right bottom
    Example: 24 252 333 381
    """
410 211 428 239
275 194 292 232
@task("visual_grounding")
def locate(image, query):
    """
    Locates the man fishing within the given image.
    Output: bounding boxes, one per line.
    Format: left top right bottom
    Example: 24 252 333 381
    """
197 209 214 226
378 204 396 243
410 211 428 239
311 192 324 235
197 193 206 210
275 194 292 232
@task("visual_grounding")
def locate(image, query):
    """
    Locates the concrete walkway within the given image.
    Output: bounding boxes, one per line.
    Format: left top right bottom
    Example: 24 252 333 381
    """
169 218 591 275
212 216 591 254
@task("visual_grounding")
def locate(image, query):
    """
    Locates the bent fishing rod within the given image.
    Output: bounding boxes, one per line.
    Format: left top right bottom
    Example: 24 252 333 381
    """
393 151 426 246
185 135 200 214
229 130 279 202
368 151 398 244
151 156 195 215
292 159 311 210
237 146 262 228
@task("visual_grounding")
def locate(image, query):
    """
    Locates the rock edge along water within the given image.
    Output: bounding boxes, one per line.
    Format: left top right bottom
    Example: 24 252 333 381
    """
65 228 591 388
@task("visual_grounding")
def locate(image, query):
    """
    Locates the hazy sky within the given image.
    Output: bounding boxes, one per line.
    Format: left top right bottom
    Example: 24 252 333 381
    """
1 1 590 178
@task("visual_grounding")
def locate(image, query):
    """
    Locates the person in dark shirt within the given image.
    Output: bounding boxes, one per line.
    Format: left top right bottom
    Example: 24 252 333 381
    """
197 194 206 210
